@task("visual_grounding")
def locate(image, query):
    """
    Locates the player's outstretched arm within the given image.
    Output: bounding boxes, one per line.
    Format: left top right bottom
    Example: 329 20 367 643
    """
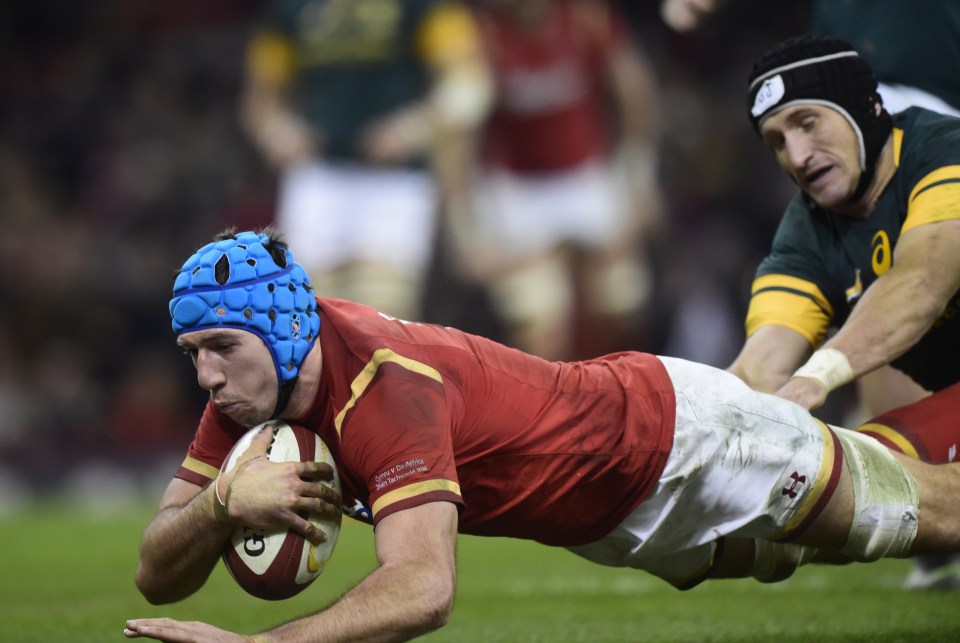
134 477 232 604
239 31 318 169
825 221 960 375
134 428 278 603
660 0 726 33
127 501 459 643
727 324 812 393
780 220 960 409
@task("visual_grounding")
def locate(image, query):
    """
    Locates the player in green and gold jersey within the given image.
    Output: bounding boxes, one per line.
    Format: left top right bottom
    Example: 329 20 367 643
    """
241 0 491 322
662 0 960 590
729 38 960 595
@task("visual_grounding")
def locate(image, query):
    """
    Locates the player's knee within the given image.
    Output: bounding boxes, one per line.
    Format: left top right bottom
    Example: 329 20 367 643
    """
583 253 651 317
833 427 919 562
339 263 423 320
489 256 572 329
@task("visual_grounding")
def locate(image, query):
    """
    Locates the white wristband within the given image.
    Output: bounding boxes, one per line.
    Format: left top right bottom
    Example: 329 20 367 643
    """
792 348 854 393
213 476 232 526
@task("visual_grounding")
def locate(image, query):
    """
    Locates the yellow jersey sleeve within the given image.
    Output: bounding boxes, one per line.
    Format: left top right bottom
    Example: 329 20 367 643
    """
415 2 482 67
901 164 960 234
247 30 297 85
745 274 833 347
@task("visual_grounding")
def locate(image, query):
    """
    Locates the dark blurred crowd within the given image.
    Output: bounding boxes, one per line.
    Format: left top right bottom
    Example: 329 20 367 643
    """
0 1 810 503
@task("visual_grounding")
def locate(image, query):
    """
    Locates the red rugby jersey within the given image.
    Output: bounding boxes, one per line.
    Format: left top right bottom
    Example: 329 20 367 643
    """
177 298 675 547
477 0 628 172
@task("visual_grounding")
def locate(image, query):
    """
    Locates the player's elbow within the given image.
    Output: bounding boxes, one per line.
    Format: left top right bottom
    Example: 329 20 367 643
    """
134 564 197 605
409 572 456 635
135 575 170 606
425 583 456 629
134 573 176 605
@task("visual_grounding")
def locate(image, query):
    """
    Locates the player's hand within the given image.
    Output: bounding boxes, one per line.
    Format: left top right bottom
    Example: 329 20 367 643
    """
775 376 829 411
124 617 251 642
660 0 721 33
359 107 430 164
257 110 318 169
219 427 341 543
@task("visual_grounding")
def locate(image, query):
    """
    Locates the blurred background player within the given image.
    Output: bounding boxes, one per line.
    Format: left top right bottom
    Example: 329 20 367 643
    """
447 0 664 360
241 0 492 321
728 35 960 590
661 0 960 118
660 0 960 590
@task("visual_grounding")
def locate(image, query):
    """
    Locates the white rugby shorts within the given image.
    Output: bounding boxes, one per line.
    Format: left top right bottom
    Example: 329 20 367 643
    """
470 159 630 258
277 160 437 276
568 356 840 588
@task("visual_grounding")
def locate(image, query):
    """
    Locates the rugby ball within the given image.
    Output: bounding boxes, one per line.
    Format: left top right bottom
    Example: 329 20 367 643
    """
220 421 341 600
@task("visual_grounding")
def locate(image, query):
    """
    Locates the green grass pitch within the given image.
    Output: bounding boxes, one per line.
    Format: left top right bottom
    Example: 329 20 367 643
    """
2 501 958 642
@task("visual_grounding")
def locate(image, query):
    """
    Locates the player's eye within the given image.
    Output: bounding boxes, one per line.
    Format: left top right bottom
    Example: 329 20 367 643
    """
765 133 785 152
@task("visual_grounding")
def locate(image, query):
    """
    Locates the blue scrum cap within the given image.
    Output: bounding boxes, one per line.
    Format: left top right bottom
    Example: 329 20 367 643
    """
169 230 321 390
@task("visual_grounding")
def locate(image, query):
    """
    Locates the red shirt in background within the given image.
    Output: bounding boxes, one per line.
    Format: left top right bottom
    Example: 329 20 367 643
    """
477 0 628 172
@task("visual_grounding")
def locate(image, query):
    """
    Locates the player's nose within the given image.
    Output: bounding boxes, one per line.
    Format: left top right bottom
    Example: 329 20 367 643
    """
784 132 814 171
195 351 226 392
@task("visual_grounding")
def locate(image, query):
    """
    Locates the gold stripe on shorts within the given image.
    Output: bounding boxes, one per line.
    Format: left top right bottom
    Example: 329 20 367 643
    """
773 420 843 541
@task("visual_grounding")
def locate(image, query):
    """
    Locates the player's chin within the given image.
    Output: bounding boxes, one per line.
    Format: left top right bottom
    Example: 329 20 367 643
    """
224 406 271 429
807 187 846 211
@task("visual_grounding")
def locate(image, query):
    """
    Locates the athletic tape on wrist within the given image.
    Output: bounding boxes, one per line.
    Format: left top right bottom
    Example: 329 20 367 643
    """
213 477 232 526
433 66 493 129
793 348 854 392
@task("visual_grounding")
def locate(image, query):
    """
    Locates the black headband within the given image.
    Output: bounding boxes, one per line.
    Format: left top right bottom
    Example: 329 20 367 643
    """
748 51 867 129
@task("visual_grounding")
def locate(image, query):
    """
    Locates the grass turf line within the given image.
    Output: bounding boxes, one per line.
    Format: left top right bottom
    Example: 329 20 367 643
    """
1 501 958 642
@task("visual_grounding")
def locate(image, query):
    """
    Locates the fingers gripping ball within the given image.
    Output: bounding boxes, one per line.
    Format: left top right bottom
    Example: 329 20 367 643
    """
220 421 341 600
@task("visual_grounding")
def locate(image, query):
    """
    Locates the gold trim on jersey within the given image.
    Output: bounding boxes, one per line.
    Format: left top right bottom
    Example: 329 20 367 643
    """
334 348 443 437
417 2 482 65
902 165 960 234
181 456 219 482
857 423 921 459
773 420 838 540
746 274 832 346
892 127 904 167
371 479 461 517
247 31 297 85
